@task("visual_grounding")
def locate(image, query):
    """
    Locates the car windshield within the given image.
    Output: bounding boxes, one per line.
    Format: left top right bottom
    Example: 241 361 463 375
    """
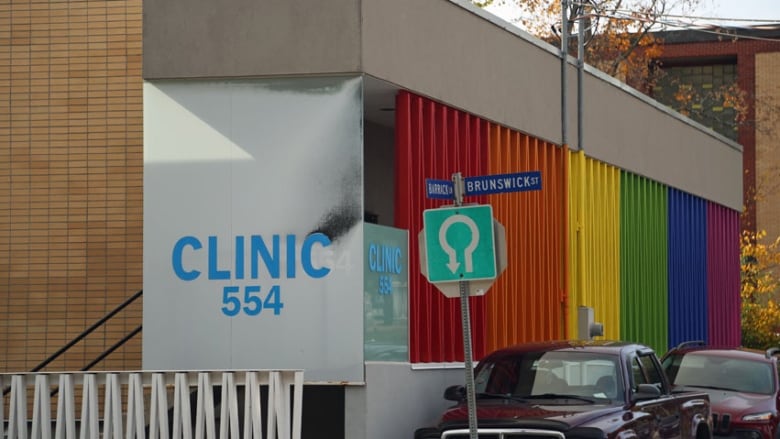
474 350 624 403
664 352 775 395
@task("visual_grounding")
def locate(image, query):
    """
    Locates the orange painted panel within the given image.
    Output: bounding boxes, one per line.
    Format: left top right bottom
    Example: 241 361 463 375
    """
484 125 568 352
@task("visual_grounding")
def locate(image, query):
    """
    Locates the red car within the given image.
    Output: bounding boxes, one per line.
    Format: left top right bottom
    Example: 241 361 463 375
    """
662 341 780 439
415 340 712 439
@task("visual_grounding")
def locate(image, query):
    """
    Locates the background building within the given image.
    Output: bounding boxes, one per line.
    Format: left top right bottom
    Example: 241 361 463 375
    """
651 25 780 239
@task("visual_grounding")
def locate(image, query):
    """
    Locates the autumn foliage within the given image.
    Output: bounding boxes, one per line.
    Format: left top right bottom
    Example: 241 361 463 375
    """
475 0 779 348
473 0 696 87
740 229 780 349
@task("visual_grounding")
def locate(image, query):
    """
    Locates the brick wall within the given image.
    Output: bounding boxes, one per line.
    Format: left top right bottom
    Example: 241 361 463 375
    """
755 52 780 254
0 0 143 372
659 36 780 233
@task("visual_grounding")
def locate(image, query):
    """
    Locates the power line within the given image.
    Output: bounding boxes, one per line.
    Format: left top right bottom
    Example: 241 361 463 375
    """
487 2 780 43
658 13 780 24
598 9 780 42
569 1 780 24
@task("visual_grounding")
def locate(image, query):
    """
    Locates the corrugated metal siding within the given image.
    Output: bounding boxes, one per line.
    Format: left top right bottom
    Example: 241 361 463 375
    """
394 91 489 363
707 203 741 346
567 151 621 341
620 172 668 352
484 126 567 351
668 189 708 349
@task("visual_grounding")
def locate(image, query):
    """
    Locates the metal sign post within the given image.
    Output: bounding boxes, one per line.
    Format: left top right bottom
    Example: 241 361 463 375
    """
420 170 542 439
452 172 479 439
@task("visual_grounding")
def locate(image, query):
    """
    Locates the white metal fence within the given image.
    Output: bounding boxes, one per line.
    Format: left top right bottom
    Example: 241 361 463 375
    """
0 370 303 439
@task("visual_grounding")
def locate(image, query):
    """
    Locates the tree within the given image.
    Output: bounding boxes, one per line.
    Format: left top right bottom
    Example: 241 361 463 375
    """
740 229 780 349
473 0 700 86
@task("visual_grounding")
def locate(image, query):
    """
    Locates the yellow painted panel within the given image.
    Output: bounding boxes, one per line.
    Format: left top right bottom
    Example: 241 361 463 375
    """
567 151 621 340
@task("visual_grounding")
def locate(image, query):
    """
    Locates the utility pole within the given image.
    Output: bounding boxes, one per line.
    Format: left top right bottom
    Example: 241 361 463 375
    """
560 0 569 148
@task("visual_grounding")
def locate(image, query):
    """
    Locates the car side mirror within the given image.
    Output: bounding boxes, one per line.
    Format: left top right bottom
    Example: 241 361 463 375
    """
444 385 466 401
631 383 662 402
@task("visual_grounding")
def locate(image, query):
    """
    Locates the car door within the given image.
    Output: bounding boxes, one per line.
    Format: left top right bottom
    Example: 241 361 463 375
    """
629 350 682 439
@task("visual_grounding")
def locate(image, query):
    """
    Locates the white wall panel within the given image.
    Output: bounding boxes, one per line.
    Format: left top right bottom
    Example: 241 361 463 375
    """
143 77 365 382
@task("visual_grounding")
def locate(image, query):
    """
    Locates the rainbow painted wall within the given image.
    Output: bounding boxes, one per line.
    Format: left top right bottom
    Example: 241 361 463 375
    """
394 91 741 364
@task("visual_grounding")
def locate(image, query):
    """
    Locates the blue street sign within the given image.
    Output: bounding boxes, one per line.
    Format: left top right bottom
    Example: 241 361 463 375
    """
464 171 542 196
425 179 454 200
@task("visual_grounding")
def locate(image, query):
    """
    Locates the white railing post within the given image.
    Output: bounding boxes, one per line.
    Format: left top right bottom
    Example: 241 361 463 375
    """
126 373 146 439
55 374 76 439
0 376 5 439
271 373 286 439
194 373 215 439
149 373 170 439
3 370 303 439
31 374 51 439
291 371 303 439
104 373 124 439
79 374 100 439
218 373 239 439
242 372 263 439
9 374 28 439
172 373 193 439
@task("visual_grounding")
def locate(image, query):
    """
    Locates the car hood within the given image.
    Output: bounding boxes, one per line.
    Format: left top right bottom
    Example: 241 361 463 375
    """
439 399 622 431
705 390 775 417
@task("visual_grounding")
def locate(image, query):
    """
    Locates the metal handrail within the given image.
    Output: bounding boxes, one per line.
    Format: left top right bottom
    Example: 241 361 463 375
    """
31 289 143 372
81 324 142 371
1 289 143 397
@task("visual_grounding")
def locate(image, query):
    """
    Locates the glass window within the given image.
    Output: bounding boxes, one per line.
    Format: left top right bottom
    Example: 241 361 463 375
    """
664 353 774 395
632 354 664 389
651 62 739 140
474 351 624 402
363 224 409 362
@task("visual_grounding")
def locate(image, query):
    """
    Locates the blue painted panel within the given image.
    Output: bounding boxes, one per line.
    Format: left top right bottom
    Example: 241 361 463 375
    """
667 189 708 351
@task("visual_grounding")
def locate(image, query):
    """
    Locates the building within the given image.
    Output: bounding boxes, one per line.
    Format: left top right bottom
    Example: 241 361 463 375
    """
0 0 143 372
651 25 780 239
1 1 743 437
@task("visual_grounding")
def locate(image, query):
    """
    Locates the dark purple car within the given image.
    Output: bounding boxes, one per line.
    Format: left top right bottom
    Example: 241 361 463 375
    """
662 341 780 439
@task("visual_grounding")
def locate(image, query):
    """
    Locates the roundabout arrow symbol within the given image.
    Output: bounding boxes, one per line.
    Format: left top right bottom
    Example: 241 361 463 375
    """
439 214 480 274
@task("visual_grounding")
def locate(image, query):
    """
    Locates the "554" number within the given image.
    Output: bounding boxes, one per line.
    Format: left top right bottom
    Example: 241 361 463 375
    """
221 285 284 317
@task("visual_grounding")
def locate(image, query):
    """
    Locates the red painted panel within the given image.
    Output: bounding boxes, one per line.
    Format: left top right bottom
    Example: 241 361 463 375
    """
394 91 489 363
706 202 741 346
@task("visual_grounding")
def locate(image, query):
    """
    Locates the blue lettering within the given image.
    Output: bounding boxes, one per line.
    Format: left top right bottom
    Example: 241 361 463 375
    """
235 236 245 280
172 233 336 281
208 236 230 280
286 234 296 278
369 244 378 272
302 233 331 278
251 235 280 279
172 236 201 281
382 246 393 273
368 243 403 274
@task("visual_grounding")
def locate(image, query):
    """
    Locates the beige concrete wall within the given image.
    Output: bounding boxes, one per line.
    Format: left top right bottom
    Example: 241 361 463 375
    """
361 0 565 146
361 0 742 210
141 0 742 208
142 0 362 79
581 68 743 211
755 52 780 244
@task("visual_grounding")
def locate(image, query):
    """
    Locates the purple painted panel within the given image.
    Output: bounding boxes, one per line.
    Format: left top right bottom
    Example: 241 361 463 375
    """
706 203 741 347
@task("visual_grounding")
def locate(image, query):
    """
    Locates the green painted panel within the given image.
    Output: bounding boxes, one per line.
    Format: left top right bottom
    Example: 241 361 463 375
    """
620 172 668 352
